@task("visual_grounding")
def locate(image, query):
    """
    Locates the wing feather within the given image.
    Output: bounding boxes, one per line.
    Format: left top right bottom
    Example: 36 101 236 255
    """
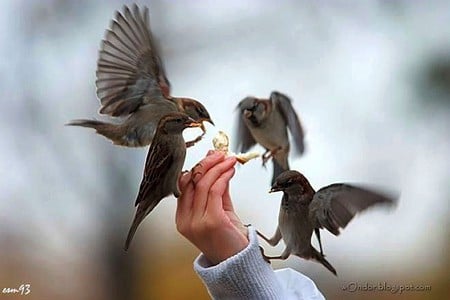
96 5 171 117
271 91 305 155
135 141 173 206
234 110 257 153
309 183 396 235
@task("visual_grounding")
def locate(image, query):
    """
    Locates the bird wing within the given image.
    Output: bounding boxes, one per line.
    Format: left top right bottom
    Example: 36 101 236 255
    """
309 183 395 235
134 141 173 206
234 112 257 153
96 4 172 117
271 92 305 155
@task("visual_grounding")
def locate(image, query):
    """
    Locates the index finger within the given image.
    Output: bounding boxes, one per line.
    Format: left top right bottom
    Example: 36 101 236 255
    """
191 151 226 184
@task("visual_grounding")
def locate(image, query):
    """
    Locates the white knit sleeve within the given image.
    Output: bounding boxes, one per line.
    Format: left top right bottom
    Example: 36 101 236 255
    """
193 226 324 300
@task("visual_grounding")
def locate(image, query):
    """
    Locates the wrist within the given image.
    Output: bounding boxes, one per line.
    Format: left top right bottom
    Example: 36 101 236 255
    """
203 225 249 265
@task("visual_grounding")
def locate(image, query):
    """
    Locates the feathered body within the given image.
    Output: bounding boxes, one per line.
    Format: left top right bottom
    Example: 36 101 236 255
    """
259 170 396 275
124 112 201 250
235 91 305 184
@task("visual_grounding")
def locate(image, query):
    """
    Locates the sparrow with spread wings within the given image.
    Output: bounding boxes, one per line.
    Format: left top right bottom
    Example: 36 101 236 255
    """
235 91 305 184
257 170 397 275
67 4 213 147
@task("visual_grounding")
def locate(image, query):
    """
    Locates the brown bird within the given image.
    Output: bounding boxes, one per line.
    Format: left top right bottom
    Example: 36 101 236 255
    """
67 4 213 147
235 91 304 184
125 112 202 250
257 170 396 275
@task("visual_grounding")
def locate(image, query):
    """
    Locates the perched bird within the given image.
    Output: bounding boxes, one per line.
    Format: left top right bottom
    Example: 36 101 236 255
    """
235 91 304 184
257 170 396 275
125 112 202 250
67 4 213 147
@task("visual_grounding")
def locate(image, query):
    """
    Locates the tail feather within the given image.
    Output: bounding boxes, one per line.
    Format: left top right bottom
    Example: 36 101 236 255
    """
66 119 126 146
312 248 337 276
124 215 142 251
272 159 289 185
124 201 159 251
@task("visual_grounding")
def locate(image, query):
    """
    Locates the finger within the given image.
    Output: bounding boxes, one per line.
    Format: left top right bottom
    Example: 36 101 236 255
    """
178 171 192 191
222 182 235 212
176 179 195 222
177 171 194 217
206 168 236 217
192 156 237 218
192 151 226 184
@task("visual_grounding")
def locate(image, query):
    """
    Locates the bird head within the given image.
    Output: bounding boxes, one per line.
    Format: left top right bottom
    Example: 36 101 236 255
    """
269 91 290 102
179 98 214 133
238 97 268 126
159 112 202 134
270 170 315 196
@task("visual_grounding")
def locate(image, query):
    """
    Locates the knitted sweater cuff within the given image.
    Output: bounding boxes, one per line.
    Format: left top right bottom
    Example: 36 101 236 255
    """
194 226 285 300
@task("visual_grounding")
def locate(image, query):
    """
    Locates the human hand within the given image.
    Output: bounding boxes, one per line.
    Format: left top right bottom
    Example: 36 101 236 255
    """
176 151 249 265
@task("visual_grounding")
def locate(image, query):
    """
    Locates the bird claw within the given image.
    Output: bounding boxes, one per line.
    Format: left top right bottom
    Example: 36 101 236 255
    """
261 150 272 168
259 246 271 264
262 156 270 168
261 147 283 167
185 132 205 148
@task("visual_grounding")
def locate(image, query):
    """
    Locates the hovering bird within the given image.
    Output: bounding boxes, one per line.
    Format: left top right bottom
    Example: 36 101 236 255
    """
257 170 396 275
67 4 213 147
125 112 202 250
235 91 304 184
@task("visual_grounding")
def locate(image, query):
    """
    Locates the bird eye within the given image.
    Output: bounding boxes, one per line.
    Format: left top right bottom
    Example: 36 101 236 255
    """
176 118 182 123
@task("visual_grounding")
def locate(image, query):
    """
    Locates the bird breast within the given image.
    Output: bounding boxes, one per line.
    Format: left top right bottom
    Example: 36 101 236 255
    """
278 204 314 253
245 108 289 150
165 135 187 195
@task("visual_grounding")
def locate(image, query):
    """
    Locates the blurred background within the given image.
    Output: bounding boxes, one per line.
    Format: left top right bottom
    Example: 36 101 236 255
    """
1 0 449 299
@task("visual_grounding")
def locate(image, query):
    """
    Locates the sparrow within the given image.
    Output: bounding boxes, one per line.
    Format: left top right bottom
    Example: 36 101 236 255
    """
67 4 213 147
257 170 396 275
124 112 202 250
235 91 304 184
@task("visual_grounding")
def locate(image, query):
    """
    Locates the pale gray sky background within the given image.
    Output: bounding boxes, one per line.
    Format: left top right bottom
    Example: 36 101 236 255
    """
1 0 449 298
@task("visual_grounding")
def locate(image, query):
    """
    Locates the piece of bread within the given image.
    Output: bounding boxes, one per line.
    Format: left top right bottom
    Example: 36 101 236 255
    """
212 131 259 164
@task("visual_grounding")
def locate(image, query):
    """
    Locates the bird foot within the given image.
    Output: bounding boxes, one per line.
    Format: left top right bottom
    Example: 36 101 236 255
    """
185 132 205 148
261 147 282 167
259 246 272 264
261 151 272 168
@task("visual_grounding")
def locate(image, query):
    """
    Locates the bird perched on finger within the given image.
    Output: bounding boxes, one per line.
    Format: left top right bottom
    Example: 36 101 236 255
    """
125 112 202 250
257 170 397 275
67 4 213 147
235 91 305 184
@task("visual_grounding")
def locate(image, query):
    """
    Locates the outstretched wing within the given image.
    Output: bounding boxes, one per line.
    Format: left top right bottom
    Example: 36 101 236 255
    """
309 183 396 235
96 4 172 117
234 107 257 153
134 141 173 206
271 91 305 155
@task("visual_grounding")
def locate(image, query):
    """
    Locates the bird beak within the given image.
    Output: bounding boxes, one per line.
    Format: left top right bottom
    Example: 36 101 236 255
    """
198 118 214 133
269 186 282 193
244 109 252 118
185 119 203 128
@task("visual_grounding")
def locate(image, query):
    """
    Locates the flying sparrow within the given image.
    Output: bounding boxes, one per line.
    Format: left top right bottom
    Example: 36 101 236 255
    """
235 91 304 184
257 170 396 275
124 112 202 250
67 4 213 147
